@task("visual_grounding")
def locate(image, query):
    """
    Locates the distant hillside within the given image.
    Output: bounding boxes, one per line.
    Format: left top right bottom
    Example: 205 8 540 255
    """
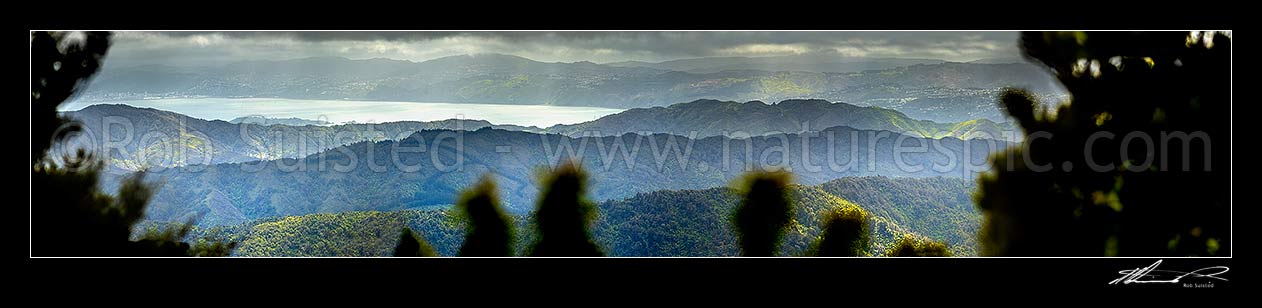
62 104 540 171
229 116 332 126
545 99 1018 141
177 180 973 256
967 57 1028 64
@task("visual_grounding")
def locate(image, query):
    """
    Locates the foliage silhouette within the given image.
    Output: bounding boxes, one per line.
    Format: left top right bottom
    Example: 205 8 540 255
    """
810 206 871 257
393 228 438 257
30 31 234 256
456 175 514 256
976 31 1231 256
31 31 109 163
527 162 604 256
885 235 952 257
732 170 794 257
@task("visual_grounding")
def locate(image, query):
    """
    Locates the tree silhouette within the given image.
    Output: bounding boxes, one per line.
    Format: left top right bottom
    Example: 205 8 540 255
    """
885 235 952 257
30 31 234 256
393 228 437 257
976 31 1231 256
527 162 603 256
732 170 794 257
31 31 109 163
456 175 514 257
810 206 870 257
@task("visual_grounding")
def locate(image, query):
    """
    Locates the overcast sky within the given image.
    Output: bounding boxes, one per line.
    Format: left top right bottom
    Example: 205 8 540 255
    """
104 31 1023 67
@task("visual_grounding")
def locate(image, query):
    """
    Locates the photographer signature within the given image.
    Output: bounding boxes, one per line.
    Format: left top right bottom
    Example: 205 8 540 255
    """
1109 259 1229 285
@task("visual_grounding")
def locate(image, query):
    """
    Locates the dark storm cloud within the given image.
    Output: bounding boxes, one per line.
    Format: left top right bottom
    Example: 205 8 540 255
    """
152 31 465 41
106 31 1021 67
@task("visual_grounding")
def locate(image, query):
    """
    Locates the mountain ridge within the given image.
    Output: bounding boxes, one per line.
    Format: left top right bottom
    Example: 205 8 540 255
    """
548 98 1018 141
63 100 1015 173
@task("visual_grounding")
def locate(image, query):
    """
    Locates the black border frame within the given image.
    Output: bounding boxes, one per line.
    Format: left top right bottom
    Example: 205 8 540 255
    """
23 6 1234 293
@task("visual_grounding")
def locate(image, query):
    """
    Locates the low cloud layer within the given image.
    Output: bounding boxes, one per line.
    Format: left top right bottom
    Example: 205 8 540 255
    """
105 31 1021 67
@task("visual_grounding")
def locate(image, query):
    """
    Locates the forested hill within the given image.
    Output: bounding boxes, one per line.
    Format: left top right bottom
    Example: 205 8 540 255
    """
592 184 927 256
817 176 980 253
175 178 979 257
